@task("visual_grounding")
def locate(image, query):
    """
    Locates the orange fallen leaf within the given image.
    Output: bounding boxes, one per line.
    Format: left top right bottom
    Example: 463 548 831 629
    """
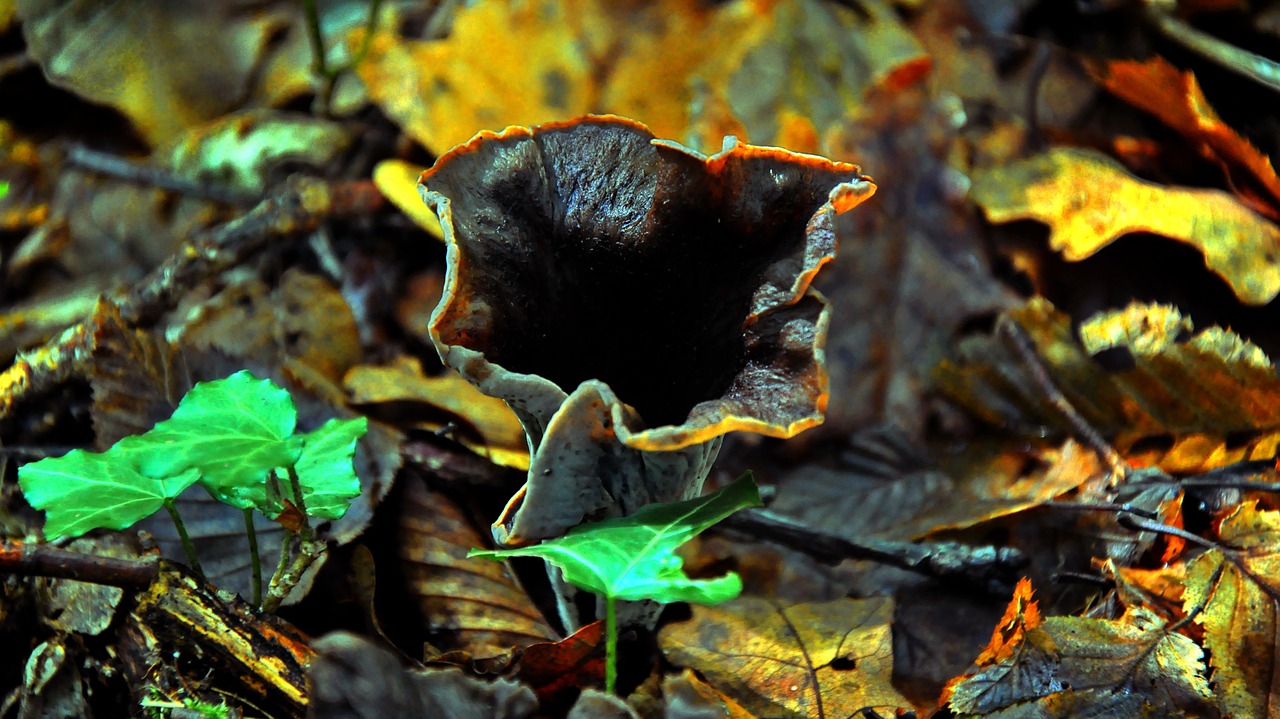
975 577 1041 665
1184 500 1280 719
971 147 1280 305
1096 56 1280 218
516 621 605 702
658 596 910 718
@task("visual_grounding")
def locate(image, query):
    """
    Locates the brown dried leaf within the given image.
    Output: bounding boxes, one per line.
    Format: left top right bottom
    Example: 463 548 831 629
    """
937 298 1280 472
770 430 1096 543
971 148 1280 305
947 606 1215 718
398 476 556 657
658 596 910 718
345 356 529 470
1184 501 1280 719
180 268 362 385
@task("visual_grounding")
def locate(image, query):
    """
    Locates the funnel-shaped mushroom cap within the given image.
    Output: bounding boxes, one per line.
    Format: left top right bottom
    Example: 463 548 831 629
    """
421 116 874 545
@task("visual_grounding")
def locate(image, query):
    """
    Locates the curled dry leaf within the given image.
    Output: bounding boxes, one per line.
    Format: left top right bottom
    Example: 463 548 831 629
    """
1184 501 1280 719
1095 56 1280 218
937 298 1280 472
971 147 1280 305
658 596 911 718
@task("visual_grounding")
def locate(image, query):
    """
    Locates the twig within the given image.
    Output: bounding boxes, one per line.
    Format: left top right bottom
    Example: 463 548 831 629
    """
65 145 260 205
0 176 384 419
1140 0 1280 95
998 316 1131 484
723 508 1027 595
0 540 159 589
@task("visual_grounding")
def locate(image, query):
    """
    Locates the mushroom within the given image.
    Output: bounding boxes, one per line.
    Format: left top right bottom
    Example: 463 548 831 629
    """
419 116 875 550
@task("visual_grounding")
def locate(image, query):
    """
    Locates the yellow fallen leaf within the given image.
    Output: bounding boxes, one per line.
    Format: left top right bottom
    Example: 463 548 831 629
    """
971 147 1280 305
372 159 442 240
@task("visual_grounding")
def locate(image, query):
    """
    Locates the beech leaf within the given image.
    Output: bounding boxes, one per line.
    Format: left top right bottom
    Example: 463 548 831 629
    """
469 473 762 604
18 449 201 540
114 370 303 499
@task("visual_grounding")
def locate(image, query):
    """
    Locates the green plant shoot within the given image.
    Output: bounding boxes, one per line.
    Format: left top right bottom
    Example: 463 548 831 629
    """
469 472 762 694
18 370 366 603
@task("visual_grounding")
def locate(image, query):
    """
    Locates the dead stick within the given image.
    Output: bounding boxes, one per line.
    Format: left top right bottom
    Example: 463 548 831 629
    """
998 316 1131 484
0 540 159 589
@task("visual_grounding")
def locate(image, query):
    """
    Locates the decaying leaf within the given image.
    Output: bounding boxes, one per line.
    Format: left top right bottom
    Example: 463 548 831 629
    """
162 110 352 197
1095 56 1280 217
937 298 1280 472
947 604 1215 718
179 268 362 385
398 476 556 658
356 0 926 157
345 356 529 470
975 577 1042 665
308 631 538 719
1184 501 1280 719
769 428 1098 544
971 147 1280 305
658 596 910 718
16 0 374 146
515 622 606 703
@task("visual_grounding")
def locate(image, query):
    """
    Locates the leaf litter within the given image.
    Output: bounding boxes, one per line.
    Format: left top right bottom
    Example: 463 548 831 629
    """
5 0 1280 717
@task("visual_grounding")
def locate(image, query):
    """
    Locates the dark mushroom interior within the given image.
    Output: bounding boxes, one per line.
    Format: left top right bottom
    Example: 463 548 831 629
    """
426 118 860 427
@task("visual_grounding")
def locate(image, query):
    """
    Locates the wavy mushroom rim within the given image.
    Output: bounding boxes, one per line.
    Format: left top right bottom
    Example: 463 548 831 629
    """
418 115 864 449
420 116 875 347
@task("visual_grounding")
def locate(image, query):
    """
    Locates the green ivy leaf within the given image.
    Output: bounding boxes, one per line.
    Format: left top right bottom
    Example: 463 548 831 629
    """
115 371 303 501
231 417 368 519
469 473 762 604
292 417 367 519
18 448 201 540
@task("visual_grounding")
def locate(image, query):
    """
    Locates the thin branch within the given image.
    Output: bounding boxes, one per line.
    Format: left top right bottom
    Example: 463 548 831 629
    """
1140 0 1280 95
65 145 260 205
998 316 1130 484
0 540 159 589
723 508 1027 595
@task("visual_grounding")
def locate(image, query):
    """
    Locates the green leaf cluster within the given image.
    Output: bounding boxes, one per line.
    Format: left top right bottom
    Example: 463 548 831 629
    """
18 371 366 540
